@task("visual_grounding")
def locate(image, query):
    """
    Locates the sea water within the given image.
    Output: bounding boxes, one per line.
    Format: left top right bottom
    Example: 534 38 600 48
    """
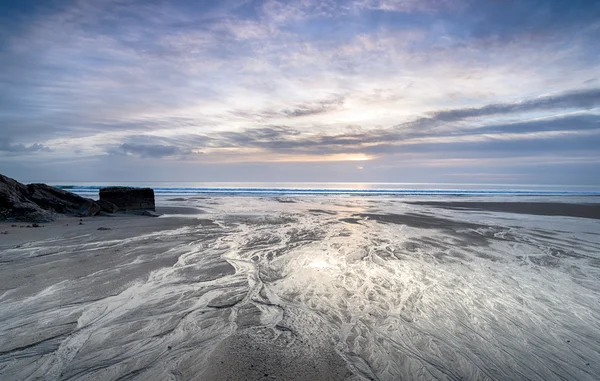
53 181 600 200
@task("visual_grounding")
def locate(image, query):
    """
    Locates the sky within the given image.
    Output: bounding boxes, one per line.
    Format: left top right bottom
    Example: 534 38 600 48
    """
1 0 599 185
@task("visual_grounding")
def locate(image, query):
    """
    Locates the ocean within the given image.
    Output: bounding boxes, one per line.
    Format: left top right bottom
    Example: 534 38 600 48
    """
53 181 600 199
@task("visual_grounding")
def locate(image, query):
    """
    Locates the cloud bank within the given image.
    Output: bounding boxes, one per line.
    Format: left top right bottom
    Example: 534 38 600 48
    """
1 0 599 184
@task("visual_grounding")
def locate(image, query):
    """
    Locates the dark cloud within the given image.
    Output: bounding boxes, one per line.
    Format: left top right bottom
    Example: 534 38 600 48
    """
229 96 346 121
103 133 208 159
0 139 51 153
109 143 184 159
430 88 600 122
472 114 600 135
218 126 302 147
355 133 600 157
282 96 345 117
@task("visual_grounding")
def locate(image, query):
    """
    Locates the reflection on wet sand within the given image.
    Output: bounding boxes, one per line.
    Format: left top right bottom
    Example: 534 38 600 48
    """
1 197 599 380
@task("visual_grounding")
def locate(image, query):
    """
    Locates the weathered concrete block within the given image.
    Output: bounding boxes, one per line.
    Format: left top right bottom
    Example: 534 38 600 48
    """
99 187 155 211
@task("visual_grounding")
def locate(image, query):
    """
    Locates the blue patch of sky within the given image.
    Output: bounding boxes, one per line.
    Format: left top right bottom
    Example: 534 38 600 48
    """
229 0 264 20
466 0 600 39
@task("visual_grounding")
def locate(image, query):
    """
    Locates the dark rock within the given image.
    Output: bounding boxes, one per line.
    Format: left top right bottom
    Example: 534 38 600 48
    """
0 174 53 222
8 202 52 222
97 227 111 231
28 183 100 216
95 199 119 213
1 174 100 222
0 174 27 198
140 210 161 217
99 187 155 211
32 223 41 228
77 201 101 217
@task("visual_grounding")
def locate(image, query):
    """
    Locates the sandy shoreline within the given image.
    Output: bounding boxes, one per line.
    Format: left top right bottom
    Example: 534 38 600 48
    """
1 199 599 380
0 206 206 248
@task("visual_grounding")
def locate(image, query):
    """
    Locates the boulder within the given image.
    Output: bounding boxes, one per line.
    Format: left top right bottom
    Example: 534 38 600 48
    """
99 187 155 211
77 201 102 217
140 210 162 217
0 173 100 222
95 199 119 213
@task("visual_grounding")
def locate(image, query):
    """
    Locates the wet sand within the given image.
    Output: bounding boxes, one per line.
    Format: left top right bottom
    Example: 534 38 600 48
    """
1 200 599 380
407 201 600 219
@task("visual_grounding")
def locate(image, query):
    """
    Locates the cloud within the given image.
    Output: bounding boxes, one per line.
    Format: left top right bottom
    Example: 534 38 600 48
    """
1 0 600 183
86 88 600 163
281 95 345 117
229 95 346 121
260 0 341 23
108 143 185 158
472 114 600 135
196 112 600 158
353 0 463 13
0 139 51 153
430 88 600 122
258 0 463 24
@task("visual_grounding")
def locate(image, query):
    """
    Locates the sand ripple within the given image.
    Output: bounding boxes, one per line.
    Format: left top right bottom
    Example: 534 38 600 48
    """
1 197 599 380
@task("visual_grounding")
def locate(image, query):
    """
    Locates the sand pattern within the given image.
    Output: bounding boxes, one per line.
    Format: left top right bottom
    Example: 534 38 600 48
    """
1 197 599 380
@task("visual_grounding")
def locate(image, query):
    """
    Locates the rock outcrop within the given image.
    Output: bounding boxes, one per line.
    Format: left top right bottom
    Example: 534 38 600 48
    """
0 175 53 222
0 174 101 222
27 183 100 217
1 174 159 221
99 187 155 211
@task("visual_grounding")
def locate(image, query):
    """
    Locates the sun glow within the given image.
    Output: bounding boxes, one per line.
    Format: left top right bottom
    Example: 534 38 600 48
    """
192 151 375 163
272 153 374 162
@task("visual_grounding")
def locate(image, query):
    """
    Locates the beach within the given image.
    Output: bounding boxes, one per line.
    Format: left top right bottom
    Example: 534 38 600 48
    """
1 196 599 380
